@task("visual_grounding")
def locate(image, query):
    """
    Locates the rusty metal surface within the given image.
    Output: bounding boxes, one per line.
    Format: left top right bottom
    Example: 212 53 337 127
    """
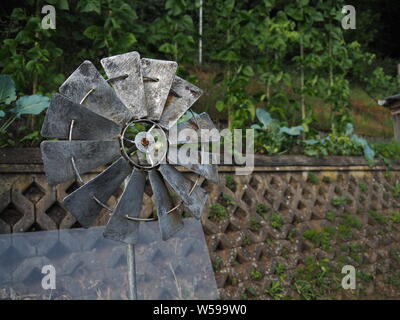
159 76 203 129
104 169 146 244
148 169 183 241
101 51 147 119
40 140 120 186
41 94 121 140
159 164 208 219
141 58 177 120
168 112 219 144
63 157 132 228
59 60 132 125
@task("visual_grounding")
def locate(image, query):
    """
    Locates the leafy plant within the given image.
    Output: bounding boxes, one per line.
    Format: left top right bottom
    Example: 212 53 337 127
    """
0 75 49 147
270 212 284 230
208 204 229 222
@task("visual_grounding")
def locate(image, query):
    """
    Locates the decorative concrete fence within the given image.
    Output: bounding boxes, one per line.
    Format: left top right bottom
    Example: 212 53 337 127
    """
1 148 400 299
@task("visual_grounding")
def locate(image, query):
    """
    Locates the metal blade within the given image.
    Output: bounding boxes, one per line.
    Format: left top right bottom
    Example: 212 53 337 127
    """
148 169 183 241
141 58 177 120
41 94 121 140
159 164 208 219
41 140 120 186
101 51 147 119
103 169 146 244
159 76 203 129
167 148 219 183
63 157 132 228
168 112 219 144
59 60 132 125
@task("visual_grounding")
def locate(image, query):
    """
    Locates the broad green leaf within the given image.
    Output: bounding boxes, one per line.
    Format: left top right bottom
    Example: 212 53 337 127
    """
0 75 17 104
280 126 303 136
256 108 272 128
11 95 50 116
216 100 225 112
242 66 254 77
0 110 5 118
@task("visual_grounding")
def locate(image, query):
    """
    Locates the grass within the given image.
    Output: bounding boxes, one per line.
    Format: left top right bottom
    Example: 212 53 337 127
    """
326 211 336 222
265 281 287 299
208 204 229 222
307 173 320 185
225 175 236 191
331 197 352 207
249 268 263 280
270 213 284 230
391 211 400 223
249 217 262 232
302 227 334 251
369 210 388 225
392 181 400 198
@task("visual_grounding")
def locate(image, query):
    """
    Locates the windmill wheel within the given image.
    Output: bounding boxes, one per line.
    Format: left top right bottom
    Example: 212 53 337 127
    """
40 51 219 244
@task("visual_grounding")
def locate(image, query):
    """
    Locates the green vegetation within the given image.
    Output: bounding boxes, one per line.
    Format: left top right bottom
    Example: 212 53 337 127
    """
292 257 338 300
302 227 334 251
307 173 319 185
392 181 400 198
369 210 388 225
212 256 223 272
322 176 331 184
249 268 263 281
208 204 229 222
249 217 262 232
390 211 400 223
326 211 336 222
359 183 368 193
270 212 284 230
331 196 352 207
225 175 236 191
265 281 286 300
256 203 270 217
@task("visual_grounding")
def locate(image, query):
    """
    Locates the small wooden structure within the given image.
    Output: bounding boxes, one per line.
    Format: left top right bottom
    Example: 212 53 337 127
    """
378 94 400 141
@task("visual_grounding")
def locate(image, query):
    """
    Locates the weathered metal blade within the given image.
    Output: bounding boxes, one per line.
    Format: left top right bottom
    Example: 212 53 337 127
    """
141 58 177 120
148 169 183 241
159 164 208 219
41 140 120 186
41 94 121 140
167 148 219 183
63 157 132 228
103 169 146 244
101 51 147 119
168 112 219 144
59 60 132 125
159 76 203 129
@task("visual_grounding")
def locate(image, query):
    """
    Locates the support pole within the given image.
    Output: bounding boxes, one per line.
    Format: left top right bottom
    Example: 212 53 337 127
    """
127 244 137 300
198 0 203 65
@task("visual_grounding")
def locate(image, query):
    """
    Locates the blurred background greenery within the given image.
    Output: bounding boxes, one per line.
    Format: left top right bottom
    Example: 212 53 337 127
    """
0 0 399 161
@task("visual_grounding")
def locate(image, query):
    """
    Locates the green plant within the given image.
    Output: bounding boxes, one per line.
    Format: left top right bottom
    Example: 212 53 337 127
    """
265 281 286 300
212 256 223 272
0 75 49 147
390 212 400 224
331 196 352 207
392 181 400 198
249 217 262 232
302 227 333 251
252 108 303 155
326 211 336 222
322 176 331 183
342 214 362 230
256 203 270 216
270 212 284 230
369 210 388 225
358 183 367 193
249 268 263 281
225 175 236 190
208 204 229 222
274 263 286 276
307 172 319 185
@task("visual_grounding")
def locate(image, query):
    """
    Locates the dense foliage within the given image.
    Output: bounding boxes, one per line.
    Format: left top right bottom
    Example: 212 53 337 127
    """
0 0 399 160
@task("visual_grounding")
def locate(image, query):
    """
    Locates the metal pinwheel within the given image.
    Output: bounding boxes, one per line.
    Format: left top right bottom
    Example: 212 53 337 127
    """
40 51 219 245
